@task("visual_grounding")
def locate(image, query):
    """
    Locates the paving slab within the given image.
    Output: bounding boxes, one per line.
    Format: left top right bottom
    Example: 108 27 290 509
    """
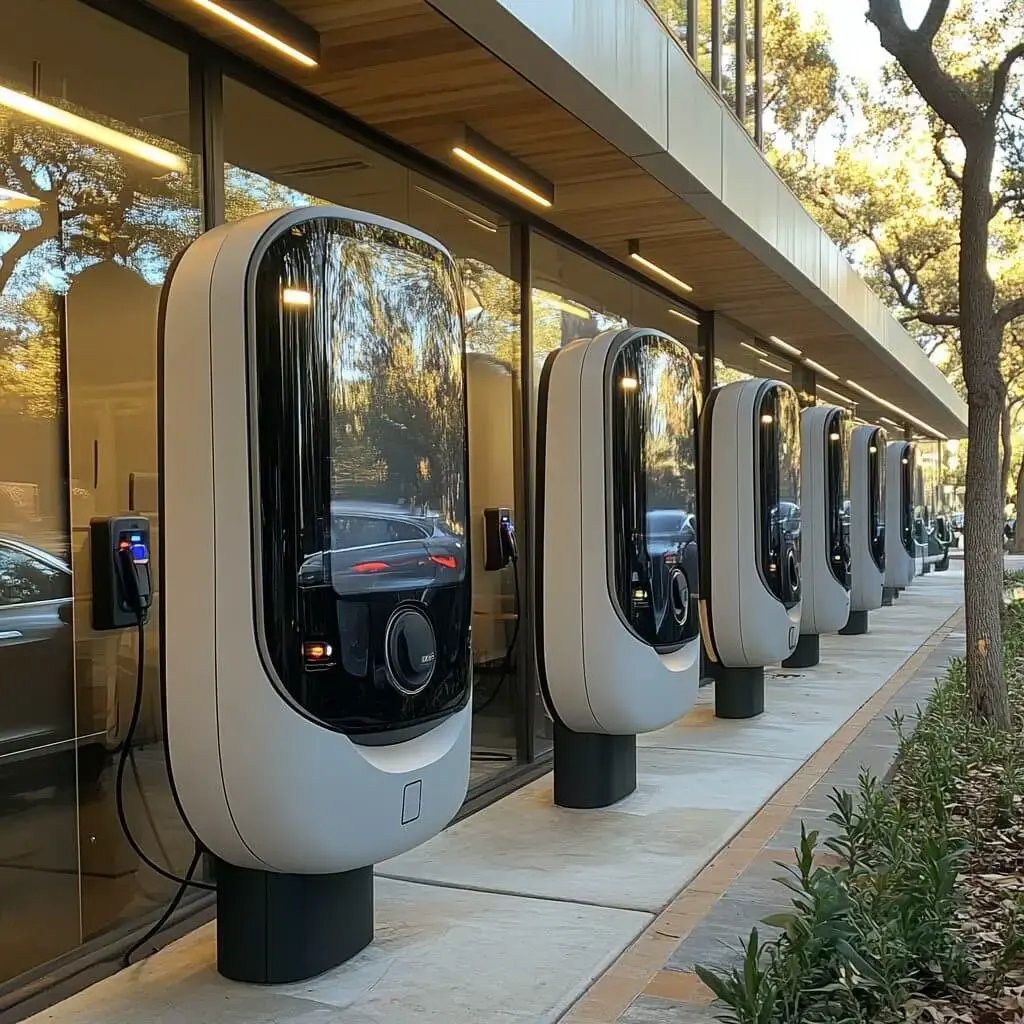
381 745 801 913
24 879 650 1024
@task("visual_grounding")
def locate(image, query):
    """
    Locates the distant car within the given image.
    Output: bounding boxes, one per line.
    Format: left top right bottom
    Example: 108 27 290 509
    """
299 501 465 594
0 536 75 761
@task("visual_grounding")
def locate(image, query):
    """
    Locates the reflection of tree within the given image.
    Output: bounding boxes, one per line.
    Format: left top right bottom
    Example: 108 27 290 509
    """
0 106 199 420
461 257 519 369
322 226 465 530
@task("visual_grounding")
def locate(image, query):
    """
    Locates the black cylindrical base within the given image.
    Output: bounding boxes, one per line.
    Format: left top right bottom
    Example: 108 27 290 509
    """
922 561 932 574
782 633 820 669
553 722 637 808
712 664 765 719
839 609 869 635
216 860 373 983
881 587 895 606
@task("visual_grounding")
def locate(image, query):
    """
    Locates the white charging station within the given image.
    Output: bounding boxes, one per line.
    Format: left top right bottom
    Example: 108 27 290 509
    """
885 440 916 596
160 207 472 982
700 378 802 718
782 405 851 668
537 327 700 807
842 425 887 633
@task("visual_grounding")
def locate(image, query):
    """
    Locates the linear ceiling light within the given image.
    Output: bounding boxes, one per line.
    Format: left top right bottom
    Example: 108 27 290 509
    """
879 416 900 428
668 308 701 327
188 0 319 67
628 240 692 294
844 379 947 439
759 357 789 374
802 357 839 381
282 287 312 306
0 185 39 210
740 341 768 357
818 384 856 406
768 335 802 357
0 85 186 172
453 127 554 208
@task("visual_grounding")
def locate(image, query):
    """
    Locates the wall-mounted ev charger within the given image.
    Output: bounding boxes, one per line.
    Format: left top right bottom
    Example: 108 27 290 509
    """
840 425 887 634
89 516 153 629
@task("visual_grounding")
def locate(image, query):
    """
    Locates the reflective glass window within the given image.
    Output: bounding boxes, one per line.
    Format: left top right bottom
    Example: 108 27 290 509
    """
253 217 470 735
608 334 699 649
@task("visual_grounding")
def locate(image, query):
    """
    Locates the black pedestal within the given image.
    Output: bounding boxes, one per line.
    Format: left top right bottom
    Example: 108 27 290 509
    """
553 722 636 808
881 587 895 606
712 664 765 719
922 561 932 575
782 633 820 669
839 609 869 636
216 860 373 983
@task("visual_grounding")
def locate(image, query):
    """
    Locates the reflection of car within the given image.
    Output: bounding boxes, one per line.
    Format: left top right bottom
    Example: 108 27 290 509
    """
299 502 465 594
644 509 699 630
0 537 74 761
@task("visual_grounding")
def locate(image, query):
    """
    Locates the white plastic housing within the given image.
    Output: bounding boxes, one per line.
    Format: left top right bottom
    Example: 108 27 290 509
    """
798 406 851 636
537 328 700 734
885 441 916 590
849 425 886 613
161 207 470 874
700 378 802 668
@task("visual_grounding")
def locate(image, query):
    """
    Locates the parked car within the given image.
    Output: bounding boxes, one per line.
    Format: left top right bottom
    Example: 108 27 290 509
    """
0 536 75 761
299 501 465 594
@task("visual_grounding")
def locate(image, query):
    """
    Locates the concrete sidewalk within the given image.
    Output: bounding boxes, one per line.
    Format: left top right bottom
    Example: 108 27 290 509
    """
25 567 964 1024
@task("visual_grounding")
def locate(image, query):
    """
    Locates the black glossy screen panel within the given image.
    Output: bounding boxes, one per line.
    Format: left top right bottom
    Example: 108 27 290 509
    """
900 444 916 557
826 409 851 587
870 429 886 571
607 334 698 650
755 383 801 607
250 216 471 736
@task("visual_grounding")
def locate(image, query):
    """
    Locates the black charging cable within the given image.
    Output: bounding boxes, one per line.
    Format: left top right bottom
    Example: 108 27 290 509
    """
113 546 214 965
473 543 521 716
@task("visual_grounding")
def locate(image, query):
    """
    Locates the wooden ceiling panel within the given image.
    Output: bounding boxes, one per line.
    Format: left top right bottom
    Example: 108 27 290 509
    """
137 0 961 432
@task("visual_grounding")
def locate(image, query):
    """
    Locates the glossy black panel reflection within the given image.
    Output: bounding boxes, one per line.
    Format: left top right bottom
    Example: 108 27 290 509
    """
755 384 801 607
251 216 471 736
900 444 916 558
607 334 699 650
869 429 886 571
826 410 851 587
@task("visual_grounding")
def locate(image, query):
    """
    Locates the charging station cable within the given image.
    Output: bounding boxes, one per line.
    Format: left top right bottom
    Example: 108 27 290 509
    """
473 525 521 715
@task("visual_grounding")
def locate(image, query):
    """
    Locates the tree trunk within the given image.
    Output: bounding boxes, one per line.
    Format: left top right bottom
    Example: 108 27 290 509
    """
960 146 1010 729
1001 400 1013 506
1014 454 1024 555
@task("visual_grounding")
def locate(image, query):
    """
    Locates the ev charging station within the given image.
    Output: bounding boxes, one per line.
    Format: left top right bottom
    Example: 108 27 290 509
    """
884 440 916 599
537 327 701 808
160 207 472 982
841 425 887 635
782 405 851 668
700 378 802 718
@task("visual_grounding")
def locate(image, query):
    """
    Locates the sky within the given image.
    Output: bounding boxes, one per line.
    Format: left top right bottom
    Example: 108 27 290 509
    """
791 0 931 83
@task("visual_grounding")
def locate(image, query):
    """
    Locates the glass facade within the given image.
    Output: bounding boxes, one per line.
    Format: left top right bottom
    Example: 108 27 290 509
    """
0 0 201 987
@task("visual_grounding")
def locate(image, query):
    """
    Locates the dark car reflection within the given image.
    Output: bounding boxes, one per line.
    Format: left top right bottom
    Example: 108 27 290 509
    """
0 537 75 762
642 509 699 639
298 502 465 594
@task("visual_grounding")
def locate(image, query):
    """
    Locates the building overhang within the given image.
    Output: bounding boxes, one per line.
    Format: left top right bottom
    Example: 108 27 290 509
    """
137 0 967 437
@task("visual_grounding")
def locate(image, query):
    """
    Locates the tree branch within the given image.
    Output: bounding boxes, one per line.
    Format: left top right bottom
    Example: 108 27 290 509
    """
932 129 963 187
904 310 963 328
919 0 950 42
996 297 1024 331
988 41 1024 123
866 0 984 140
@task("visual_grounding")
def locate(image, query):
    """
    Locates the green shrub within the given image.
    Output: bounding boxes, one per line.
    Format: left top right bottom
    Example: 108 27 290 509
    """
697 601 1024 1023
